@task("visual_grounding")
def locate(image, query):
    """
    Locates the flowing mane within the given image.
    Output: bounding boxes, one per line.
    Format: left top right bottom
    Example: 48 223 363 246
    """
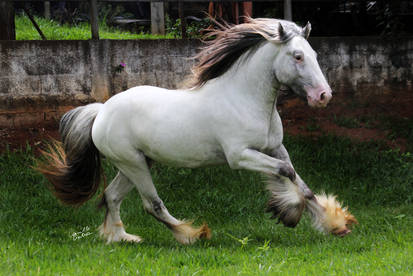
188 18 306 88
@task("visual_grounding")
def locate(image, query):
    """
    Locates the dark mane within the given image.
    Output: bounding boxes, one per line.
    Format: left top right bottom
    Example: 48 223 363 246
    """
187 18 305 88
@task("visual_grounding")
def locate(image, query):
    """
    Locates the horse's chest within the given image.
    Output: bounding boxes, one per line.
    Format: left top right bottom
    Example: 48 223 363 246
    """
230 109 283 152
259 112 284 152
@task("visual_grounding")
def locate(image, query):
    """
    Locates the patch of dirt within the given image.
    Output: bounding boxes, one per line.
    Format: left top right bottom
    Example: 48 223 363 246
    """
285 119 408 150
0 127 60 153
279 91 413 152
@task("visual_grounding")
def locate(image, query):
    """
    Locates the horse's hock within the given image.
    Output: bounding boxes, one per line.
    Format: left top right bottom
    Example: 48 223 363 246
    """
1 37 412 128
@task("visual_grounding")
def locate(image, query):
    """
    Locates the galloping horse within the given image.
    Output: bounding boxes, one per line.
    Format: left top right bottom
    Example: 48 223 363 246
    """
38 18 356 244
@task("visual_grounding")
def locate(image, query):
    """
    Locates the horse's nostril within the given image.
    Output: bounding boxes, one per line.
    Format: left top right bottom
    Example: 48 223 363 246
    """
320 92 326 101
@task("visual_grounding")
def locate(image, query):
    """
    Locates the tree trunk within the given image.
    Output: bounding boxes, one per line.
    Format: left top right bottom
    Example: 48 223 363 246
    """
90 0 99 40
0 1 16 40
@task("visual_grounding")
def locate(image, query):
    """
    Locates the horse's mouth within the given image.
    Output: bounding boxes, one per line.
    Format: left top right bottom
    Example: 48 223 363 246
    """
278 86 292 94
278 85 296 98
278 85 332 108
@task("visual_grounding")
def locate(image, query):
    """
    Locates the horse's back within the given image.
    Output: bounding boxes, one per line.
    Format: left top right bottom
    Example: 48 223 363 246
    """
92 85 226 167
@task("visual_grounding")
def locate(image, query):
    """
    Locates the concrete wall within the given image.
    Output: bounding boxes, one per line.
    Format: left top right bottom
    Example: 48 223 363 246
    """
310 37 413 96
0 40 198 127
1 37 412 127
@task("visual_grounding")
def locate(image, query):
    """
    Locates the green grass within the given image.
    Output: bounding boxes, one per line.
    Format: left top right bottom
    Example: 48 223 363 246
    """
379 116 413 142
299 118 321 132
15 15 174 40
330 113 413 152
1 136 412 275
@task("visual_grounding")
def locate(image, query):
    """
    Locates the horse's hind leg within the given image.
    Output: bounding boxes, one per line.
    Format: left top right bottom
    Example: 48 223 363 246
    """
114 151 211 245
99 171 142 243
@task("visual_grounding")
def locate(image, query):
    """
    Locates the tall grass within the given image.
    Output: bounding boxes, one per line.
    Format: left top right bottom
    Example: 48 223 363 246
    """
15 14 174 40
0 136 412 274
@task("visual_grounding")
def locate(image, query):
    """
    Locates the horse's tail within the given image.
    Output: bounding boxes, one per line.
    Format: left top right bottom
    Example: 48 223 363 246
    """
36 103 103 206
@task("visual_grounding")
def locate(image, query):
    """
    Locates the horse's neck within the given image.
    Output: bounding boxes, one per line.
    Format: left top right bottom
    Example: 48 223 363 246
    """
199 42 281 115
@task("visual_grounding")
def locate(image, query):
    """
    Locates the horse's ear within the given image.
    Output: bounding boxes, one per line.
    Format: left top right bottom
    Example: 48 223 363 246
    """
302 22 311 39
278 22 285 39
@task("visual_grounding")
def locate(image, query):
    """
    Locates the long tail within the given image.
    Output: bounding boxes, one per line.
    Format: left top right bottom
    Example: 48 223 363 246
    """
36 103 103 206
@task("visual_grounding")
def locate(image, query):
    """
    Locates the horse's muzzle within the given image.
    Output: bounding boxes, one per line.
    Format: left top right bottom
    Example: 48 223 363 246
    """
306 86 332 108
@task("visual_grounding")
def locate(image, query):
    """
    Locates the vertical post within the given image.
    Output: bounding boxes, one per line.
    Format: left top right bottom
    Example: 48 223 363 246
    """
44 1 51 19
233 2 239 24
0 0 16 40
90 0 99 40
150 2 165 35
178 1 186 38
284 0 292 21
243 2 253 18
90 40 111 102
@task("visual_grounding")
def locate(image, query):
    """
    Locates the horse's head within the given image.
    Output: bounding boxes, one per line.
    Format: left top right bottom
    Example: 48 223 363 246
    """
273 22 332 108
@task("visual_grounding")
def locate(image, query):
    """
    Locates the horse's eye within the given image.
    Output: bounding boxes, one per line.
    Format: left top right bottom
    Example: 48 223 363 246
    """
293 50 304 62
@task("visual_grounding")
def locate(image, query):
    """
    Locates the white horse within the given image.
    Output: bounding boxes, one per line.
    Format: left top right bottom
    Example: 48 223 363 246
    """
38 18 356 245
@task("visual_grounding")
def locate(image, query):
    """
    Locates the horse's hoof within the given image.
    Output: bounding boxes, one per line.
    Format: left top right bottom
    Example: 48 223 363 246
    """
314 193 358 236
172 221 211 245
333 228 351 237
98 223 143 244
119 233 143 243
267 200 304 228
266 175 305 228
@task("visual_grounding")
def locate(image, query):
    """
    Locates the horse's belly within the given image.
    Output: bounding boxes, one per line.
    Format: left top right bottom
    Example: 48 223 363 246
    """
140 139 227 168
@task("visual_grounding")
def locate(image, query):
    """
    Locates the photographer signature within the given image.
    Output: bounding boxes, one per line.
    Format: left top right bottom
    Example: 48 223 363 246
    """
71 226 92 241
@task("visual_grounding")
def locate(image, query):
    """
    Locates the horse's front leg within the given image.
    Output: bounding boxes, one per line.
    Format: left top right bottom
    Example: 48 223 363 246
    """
271 144 314 199
271 145 357 236
229 148 297 181
226 148 305 227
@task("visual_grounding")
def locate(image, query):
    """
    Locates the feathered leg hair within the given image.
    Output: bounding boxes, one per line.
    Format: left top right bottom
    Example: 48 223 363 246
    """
265 174 357 236
306 193 357 236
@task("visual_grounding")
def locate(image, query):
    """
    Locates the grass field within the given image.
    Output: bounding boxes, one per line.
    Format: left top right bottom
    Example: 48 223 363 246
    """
15 15 174 40
0 135 412 275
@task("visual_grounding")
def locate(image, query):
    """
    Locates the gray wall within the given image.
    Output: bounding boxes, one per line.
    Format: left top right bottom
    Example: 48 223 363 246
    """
310 37 413 96
1 38 412 127
0 40 198 127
